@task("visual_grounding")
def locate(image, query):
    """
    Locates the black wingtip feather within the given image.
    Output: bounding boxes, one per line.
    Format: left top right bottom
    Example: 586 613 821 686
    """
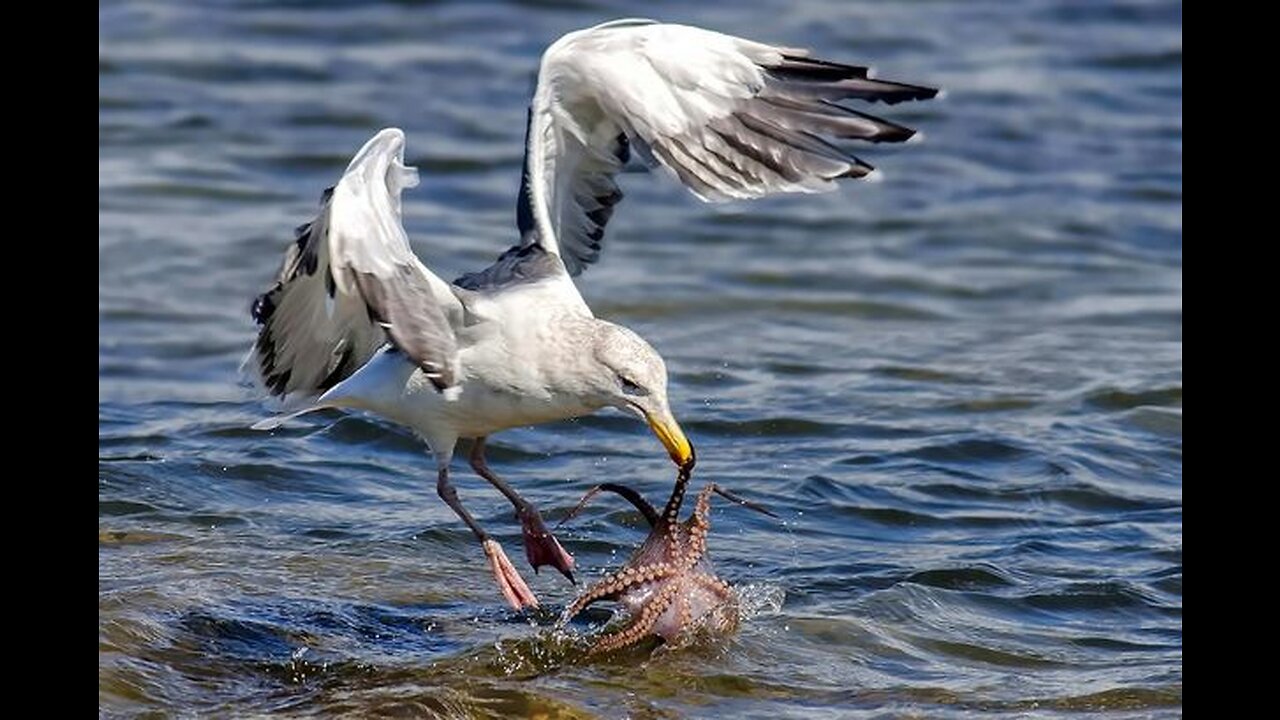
757 95 919 144
839 105 918 142
838 157 876 179
775 54 871 80
840 77 939 105
251 289 277 325
765 57 939 106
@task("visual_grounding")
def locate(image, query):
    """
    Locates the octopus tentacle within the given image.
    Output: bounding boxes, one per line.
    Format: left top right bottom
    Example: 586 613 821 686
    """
557 483 660 529
680 483 718 567
658 468 693 563
691 572 735 599
659 467 693 525
588 580 682 655
562 561 677 620
676 579 694 639
711 485 778 518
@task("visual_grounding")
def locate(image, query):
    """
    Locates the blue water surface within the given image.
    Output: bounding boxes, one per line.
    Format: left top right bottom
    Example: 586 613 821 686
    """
100 1 1182 716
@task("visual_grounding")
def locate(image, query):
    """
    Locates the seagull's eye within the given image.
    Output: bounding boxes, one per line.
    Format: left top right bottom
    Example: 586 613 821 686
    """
619 376 645 396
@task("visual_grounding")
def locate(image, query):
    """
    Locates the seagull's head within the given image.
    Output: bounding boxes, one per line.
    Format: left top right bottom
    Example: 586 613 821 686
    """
591 322 695 472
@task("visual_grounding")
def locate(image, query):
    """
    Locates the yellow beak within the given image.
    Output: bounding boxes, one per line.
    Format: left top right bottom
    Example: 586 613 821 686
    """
645 410 695 470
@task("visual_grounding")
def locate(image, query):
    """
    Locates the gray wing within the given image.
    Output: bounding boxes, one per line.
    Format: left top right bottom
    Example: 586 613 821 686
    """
246 128 462 398
517 19 938 276
452 243 565 292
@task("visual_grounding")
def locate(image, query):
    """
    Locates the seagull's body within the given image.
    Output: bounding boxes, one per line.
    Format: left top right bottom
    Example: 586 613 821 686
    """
246 19 936 608
309 276 600 448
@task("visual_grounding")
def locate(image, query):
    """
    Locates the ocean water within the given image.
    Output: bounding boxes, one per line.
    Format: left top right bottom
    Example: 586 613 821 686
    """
99 1 1182 716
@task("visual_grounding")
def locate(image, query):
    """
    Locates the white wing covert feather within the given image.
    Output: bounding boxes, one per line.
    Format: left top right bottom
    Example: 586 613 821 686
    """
517 19 938 276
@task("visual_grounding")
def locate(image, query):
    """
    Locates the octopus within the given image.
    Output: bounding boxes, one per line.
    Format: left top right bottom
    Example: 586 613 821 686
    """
557 469 774 655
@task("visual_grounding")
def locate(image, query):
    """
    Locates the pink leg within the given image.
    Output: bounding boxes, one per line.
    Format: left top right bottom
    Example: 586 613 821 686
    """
436 465 540 610
470 438 576 583
483 539 539 610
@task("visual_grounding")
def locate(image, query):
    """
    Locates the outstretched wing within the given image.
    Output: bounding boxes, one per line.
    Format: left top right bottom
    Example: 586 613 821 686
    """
246 128 462 398
516 19 938 276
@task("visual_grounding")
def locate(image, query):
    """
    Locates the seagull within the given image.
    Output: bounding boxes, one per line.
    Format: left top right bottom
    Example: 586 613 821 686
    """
245 18 937 610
